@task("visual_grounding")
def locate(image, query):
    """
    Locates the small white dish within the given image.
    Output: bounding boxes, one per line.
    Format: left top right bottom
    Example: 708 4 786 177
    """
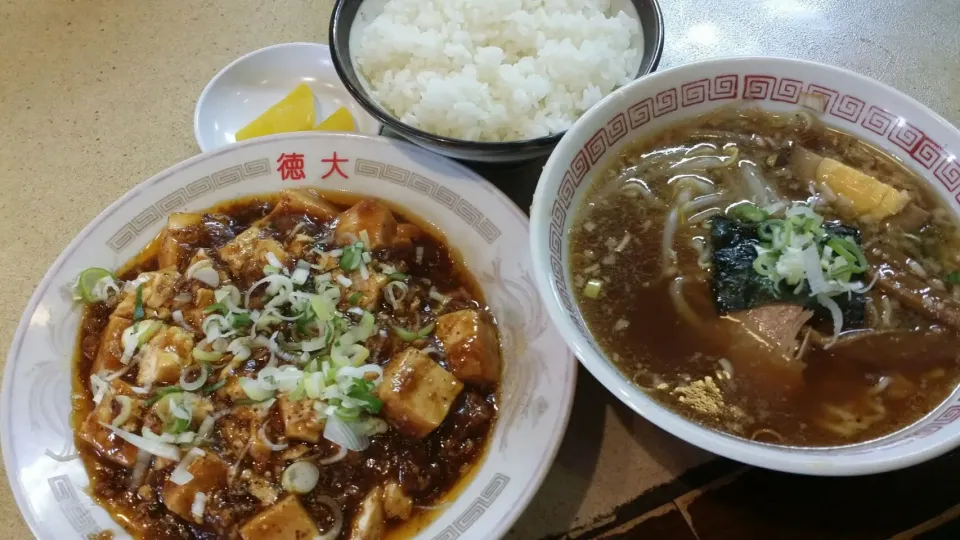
194 42 380 152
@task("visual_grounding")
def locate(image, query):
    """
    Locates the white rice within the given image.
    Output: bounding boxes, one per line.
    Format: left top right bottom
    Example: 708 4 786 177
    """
354 0 642 142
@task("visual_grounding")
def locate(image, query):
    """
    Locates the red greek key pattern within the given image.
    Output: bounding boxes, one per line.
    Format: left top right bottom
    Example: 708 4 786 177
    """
890 120 923 151
861 105 897 136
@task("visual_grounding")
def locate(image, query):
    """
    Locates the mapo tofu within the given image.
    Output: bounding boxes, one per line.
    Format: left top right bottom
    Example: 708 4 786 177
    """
71 189 501 539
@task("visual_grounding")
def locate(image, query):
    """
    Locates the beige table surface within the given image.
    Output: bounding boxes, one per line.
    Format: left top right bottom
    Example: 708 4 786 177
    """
3 1 960 539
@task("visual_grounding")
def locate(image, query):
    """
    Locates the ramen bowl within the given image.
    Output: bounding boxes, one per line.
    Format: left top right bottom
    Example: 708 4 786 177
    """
530 56 960 475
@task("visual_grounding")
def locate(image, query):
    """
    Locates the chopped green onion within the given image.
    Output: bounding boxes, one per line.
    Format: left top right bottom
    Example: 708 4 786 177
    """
346 378 383 414
133 284 145 322
339 243 363 271
230 312 253 328
287 380 307 402
826 236 868 272
583 279 602 299
731 202 768 223
387 272 408 281
295 313 312 334
201 379 227 395
417 322 436 338
348 292 363 306
757 219 785 242
947 271 960 284
75 268 116 303
192 348 223 363
752 251 779 279
392 326 419 342
204 302 229 315
165 416 190 434
145 386 183 407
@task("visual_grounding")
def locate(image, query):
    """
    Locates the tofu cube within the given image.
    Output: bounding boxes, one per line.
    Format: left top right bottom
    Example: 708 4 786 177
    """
162 452 229 522
113 269 182 319
137 325 194 386
435 310 502 387
268 189 339 223
183 288 216 329
77 381 146 467
335 200 397 250
239 495 320 540
278 396 325 443
394 223 422 249
376 348 463 438
216 376 248 402
216 405 258 455
158 213 203 269
335 271 388 312
217 226 289 282
350 487 385 540
91 316 132 374
383 482 413 520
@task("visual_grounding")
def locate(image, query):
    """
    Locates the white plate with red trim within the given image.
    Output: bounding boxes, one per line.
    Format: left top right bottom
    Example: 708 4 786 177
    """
1 132 576 539
531 56 960 476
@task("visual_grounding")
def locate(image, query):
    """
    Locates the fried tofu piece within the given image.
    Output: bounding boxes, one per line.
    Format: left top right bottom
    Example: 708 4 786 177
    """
435 310 502 387
383 482 413 520
240 469 279 505
137 325 194 386
268 189 339 223
217 226 289 282
113 269 182 319
162 451 229 522
350 487 385 540
216 376 248 402
182 288 216 329
277 396 325 443
287 232 318 260
77 381 145 467
91 316 132 374
335 200 397 250
377 348 463 439
239 495 320 540
158 213 204 270
333 270 388 312
394 223 422 249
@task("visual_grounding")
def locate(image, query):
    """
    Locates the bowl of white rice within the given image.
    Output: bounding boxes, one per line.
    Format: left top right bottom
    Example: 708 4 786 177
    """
330 0 664 163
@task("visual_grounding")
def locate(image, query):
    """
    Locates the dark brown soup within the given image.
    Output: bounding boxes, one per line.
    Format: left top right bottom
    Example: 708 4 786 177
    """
72 188 500 539
570 106 960 446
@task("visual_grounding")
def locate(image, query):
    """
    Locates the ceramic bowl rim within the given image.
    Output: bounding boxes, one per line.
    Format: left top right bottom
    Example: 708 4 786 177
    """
530 55 960 476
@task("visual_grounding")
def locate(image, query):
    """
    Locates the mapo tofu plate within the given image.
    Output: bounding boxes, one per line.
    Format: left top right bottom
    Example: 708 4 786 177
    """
72 189 502 539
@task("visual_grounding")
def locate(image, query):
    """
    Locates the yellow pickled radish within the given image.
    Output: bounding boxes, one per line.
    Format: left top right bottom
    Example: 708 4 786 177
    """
235 83 316 141
314 107 356 132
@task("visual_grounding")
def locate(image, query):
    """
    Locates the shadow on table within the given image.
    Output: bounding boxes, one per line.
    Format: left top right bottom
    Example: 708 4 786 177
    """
503 368 609 539
505 367 720 539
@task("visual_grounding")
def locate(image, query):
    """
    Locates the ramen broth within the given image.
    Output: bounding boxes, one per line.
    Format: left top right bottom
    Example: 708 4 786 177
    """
570 106 960 446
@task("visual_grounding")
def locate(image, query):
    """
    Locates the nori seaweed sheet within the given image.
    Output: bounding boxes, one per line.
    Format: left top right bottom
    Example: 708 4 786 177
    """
710 216 865 329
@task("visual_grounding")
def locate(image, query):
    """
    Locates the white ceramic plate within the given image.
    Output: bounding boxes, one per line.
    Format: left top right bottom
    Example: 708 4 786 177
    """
532 56 960 476
194 43 381 152
2 132 576 539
